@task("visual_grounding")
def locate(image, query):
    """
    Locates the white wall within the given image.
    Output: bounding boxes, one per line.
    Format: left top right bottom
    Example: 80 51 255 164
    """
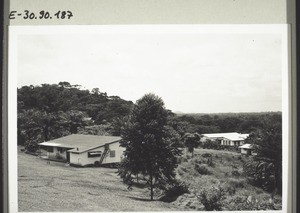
240 148 248 154
102 142 125 164
69 146 105 166
69 142 126 166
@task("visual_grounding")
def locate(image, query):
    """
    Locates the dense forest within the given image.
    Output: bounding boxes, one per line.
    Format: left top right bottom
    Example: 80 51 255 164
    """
17 82 282 151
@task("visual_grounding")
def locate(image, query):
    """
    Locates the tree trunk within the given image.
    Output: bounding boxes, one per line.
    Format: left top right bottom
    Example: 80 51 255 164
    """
150 172 153 201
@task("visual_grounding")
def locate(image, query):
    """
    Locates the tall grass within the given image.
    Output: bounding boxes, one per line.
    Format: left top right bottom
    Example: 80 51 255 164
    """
174 149 282 210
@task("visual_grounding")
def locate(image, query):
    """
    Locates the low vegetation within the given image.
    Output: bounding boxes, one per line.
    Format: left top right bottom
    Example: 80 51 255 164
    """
172 149 282 211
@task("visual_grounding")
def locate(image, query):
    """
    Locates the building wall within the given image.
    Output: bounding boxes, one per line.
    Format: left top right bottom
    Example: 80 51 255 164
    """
221 139 244 146
47 147 67 161
69 142 125 166
69 146 105 166
240 148 248 155
102 142 125 164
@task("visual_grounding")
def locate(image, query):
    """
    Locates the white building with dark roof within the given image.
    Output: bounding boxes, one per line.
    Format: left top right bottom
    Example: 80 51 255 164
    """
239 143 257 156
38 134 125 166
200 132 249 147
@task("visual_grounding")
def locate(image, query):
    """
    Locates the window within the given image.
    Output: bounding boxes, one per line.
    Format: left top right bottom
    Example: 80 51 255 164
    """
88 151 102 158
110 150 115 158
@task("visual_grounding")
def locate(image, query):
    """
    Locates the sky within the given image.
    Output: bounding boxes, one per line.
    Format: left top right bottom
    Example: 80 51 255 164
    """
16 26 284 113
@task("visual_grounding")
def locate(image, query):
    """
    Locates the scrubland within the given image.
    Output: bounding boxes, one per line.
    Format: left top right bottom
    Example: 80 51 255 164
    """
174 148 282 211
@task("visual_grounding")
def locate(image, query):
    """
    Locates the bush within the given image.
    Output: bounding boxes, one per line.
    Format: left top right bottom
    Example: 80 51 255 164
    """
194 164 210 175
160 181 189 202
228 195 278 210
226 185 236 195
94 161 100 166
192 158 202 164
202 153 212 158
232 170 241 177
207 157 215 167
228 178 246 188
225 178 246 195
196 185 226 211
180 156 188 163
25 140 39 153
243 160 277 192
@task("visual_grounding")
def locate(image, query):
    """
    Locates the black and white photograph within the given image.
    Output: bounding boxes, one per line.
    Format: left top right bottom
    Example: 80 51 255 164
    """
8 25 289 212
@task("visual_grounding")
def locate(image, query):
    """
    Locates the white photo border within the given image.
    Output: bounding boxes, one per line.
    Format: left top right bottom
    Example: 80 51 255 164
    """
8 24 291 213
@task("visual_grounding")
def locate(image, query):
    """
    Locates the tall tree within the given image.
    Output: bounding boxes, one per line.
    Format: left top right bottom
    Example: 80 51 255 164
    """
119 93 182 200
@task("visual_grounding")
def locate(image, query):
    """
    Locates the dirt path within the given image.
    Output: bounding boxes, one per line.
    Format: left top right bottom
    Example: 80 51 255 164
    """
18 150 185 212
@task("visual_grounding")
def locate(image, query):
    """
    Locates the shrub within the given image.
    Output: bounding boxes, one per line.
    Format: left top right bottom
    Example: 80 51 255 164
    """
228 178 246 188
180 156 188 163
196 185 226 211
195 164 210 175
25 140 39 153
160 181 189 202
228 195 278 210
202 153 212 158
232 170 241 177
243 160 277 192
207 157 215 167
193 158 202 164
94 161 100 166
226 185 236 195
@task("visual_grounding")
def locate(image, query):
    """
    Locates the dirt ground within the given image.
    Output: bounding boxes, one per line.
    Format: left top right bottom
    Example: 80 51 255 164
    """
18 148 184 212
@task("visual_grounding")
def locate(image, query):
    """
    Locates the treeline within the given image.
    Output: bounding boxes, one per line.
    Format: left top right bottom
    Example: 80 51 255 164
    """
173 112 282 135
18 82 282 151
18 82 133 149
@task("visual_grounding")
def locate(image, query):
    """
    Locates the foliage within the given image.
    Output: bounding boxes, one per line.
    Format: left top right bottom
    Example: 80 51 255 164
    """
196 184 226 211
194 164 210 175
202 139 222 150
174 112 281 134
182 133 200 157
17 82 134 150
118 93 182 200
159 180 189 202
243 121 282 194
243 159 276 192
228 195 279 210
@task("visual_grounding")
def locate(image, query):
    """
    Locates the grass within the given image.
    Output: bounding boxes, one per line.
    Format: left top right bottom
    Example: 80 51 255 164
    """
175 148 282 211
18 146 282 211
18 147 186 212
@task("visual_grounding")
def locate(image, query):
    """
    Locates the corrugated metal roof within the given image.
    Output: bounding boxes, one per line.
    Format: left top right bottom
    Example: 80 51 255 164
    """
39 134 122 153
202 132 249 141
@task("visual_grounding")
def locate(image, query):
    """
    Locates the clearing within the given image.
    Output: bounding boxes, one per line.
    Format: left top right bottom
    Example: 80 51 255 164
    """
18 147 185 212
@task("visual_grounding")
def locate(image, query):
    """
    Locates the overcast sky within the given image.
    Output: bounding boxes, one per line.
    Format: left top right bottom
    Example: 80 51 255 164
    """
16 26 284 113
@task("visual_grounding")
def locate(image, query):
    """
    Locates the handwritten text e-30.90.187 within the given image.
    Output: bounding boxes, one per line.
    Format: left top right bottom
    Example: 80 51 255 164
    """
9 10 73 20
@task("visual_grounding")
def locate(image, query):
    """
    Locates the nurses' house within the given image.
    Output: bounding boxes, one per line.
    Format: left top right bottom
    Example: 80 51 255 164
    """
38 134 125 166
200 132 249 146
